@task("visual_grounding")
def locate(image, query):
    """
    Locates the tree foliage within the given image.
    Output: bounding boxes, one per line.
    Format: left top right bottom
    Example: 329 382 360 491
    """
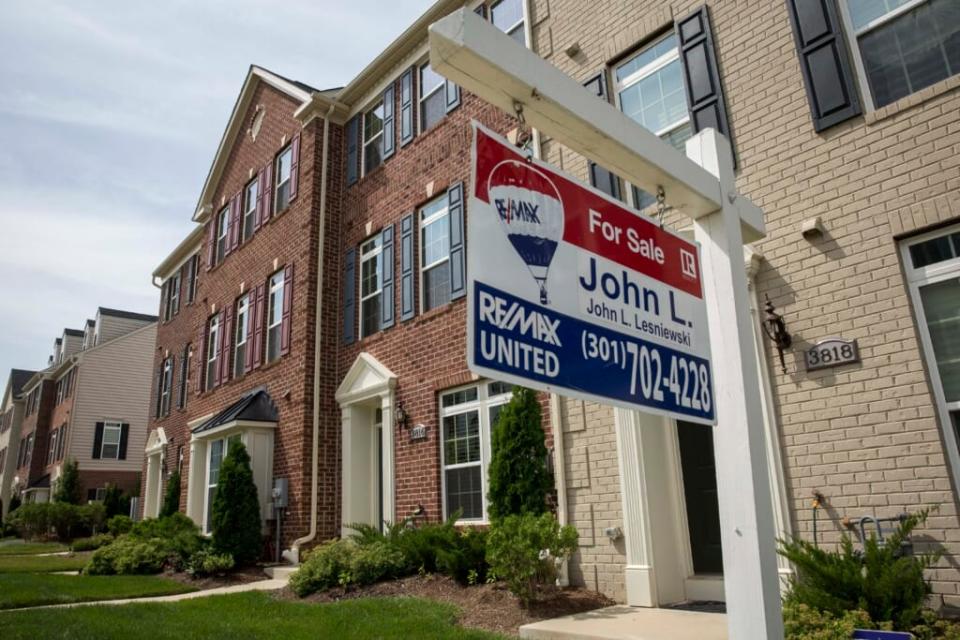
53 458 83 505
486 387 552 521
160 471 181 518
210 441 262 565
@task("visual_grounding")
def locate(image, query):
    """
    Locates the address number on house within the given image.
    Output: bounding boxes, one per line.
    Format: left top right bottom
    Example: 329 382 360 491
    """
805 338 860 371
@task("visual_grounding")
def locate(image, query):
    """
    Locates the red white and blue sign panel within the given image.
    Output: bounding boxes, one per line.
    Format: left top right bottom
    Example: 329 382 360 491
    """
466 123 715 425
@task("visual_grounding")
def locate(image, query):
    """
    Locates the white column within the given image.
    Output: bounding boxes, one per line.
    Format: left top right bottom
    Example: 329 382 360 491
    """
687 130 784 639
340 406 354 532
185 440 206 527
379 394 396 529
144 453 159 518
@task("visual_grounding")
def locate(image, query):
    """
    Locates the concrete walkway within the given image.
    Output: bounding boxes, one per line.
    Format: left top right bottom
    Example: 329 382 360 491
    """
519 606 728 640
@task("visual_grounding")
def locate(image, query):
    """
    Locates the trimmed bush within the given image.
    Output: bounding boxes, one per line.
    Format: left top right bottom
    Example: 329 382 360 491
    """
86 538 167 575
210 441 262 565
7 502 106 541
437 526 490 585
107 515 133 536
53 458 83 505
346 541 406 586
160 471 181 518
84 513 204 575
290 539 356 596
486 512 578 604
185 549 235 577
783 602 960 640
71 533 114 552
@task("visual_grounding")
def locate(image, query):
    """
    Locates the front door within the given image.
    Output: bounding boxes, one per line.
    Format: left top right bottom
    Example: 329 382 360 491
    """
677 420 723 575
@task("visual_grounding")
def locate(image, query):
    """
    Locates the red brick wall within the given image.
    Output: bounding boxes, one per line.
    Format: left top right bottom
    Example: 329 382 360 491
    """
44 377 74 474
17 380 55 484
80 470 140 499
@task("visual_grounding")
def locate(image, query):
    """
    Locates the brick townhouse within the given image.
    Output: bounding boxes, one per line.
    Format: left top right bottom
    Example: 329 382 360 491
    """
141 0 960 610
0 369 35 518
3 309 157 507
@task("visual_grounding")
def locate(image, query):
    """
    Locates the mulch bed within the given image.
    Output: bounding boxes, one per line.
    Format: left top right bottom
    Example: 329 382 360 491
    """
163 565 269 590
275 574 615 637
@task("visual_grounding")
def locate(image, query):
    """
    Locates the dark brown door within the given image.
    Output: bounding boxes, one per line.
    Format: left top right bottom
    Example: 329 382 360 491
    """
677 420 723 575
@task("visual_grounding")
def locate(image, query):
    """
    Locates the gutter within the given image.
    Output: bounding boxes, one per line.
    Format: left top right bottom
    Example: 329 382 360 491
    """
289 100 336 563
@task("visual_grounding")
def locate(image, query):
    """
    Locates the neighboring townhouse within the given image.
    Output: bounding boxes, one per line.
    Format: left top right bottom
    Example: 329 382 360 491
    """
0 369 36 518
8 309 157 505
142 0 960 611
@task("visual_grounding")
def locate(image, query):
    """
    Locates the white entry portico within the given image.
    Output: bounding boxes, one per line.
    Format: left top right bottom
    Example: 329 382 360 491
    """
336 353 396 533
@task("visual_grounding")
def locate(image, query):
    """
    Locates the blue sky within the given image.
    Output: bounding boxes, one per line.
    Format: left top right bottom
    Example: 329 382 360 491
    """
0 0 434 385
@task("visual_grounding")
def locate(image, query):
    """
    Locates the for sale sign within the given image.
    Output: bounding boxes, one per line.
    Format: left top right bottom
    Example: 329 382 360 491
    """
466 123 715 425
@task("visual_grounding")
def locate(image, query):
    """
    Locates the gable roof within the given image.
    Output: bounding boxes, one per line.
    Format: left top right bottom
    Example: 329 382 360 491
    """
64 329 84 337
97 307 158 322
9 369 36 398
191 388 278 434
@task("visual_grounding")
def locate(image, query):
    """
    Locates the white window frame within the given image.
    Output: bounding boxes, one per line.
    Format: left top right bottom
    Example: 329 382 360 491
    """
100 421 123 460
359 237 383 338
419 196 451 312
205 315 220 391
900 223 960 495
265 271 284 363
274 146 293 214
169 270 181 318
46 430 57 466
243 178 258 241
186 254 199 303
490 0 528 46
160 357 173 417
202 433 242 535
362 100 385 177
439 381 514 523
418 60 446 134
215 206 229 265
234 295 250 376
838 0 937 112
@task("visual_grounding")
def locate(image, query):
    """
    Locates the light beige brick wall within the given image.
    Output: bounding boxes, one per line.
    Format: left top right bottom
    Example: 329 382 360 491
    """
530 0 960 607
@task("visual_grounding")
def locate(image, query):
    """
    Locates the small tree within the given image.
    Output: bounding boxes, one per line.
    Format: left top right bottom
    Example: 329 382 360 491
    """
486 387 552 521
102 484 129 518
211 441 262 565
160 471 181 517
53 458 83 505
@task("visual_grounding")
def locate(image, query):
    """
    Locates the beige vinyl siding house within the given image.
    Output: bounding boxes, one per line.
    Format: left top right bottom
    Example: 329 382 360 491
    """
93 308 156 347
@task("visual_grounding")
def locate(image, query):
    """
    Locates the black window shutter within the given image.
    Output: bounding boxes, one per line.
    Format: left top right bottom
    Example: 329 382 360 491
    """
177 345 189 409
87 489 98 501
583 72 622 200
445 79 461 113
400 67 416 147
474 4 487 18
118 424 129 460
346 116 360 186
343 247 357 345
400 212 415 321
785 0 862 132
382 82 396 160
448 182 466 300
676 6 734 152
154 361 164 419
92 422 104 459
381 224 395 329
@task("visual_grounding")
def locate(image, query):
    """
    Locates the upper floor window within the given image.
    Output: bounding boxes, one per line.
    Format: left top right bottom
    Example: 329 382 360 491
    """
177 344 190 409
100 421 122 459
159 357 173 417
206 314 220 392
363 101 385 175
186 254 199 304
360 236 383 338
215 206 229 266
841 0 960 109
420 196 451 311
235 294 250 375
419 62 446 132
615 33 690 208
165 270 181 321
266 271 285 363
491 0 525 45
46 429 58 466
275 145 293 214
56 425 67 462
243 179 258 242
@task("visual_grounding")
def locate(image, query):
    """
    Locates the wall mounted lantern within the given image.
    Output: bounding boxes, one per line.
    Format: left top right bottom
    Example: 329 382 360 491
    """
395 401 409 431
761 295 792 374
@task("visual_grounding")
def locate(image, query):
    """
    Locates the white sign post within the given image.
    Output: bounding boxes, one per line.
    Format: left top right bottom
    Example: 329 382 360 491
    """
430 9 784 639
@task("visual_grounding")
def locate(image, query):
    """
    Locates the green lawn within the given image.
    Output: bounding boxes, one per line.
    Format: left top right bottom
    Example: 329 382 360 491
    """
0 592 507 639
0 541 68 556
0 552 91 573
0 574 196 610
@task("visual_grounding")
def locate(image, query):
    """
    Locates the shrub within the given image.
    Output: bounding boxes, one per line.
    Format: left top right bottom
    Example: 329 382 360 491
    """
107 515 133 536
783 603 960 640
486 512 578 604
290 539 356 596
102 484 130 519
80 502 107 534
8 502 106 540
778 509 940 630
53 459 82 505
210 441 262 565
346 541 406 586
185 549 235 577
8 503 52 540
86 538 167 575
160 471 181 518
86 513 204 575
486 387 552 520
437 526 490 585
71 533 113 552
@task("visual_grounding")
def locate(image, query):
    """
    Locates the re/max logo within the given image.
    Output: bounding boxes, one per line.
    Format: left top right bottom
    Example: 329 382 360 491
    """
495 198 540 224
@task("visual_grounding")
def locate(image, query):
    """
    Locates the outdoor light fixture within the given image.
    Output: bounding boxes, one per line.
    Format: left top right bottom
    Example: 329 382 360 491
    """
761 295 792 374
395 401 409 431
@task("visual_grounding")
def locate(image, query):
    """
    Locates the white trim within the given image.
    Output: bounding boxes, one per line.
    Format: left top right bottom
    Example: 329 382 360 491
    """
265 270 285 363
273 144 293 214
359 236 384 338
234 294 250 377
100 421 122 460
849 0 926 35
419 195 451 312
361 99 385 178
418 59 446 134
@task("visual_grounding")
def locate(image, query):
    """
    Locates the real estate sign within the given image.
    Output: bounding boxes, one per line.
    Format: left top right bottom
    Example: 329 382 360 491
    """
466 123 715 424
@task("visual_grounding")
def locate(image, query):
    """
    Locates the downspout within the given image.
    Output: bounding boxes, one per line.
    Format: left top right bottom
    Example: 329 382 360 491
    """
289 101 336 563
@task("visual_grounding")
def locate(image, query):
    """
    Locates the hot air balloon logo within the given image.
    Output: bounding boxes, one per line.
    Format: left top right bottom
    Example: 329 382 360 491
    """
487 160 564 305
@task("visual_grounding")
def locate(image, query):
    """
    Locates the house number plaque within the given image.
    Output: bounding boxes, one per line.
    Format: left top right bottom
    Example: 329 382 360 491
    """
805 337 860 371
409 424 427 441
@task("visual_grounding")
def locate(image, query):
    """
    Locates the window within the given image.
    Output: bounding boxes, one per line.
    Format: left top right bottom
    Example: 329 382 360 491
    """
56 378 64 405
841 0 960 109
440 381 514 521
204 433 241 534
186 254 199 303
235 295 250 376
419 62 446 132
177 345 190 409
46 430 58 466
266 272 284 362
168 270 181 319
901 224 960 492
614 33 691 209
360 236 383 337
363 101 385 175
0 448 5 475
420 196 451 311
215 207 229 266
100 421 122 460
491 0 525 45
206 315 220 392
159 357 173 417
243 179 258 242
275 146 293 214
56 425 67 461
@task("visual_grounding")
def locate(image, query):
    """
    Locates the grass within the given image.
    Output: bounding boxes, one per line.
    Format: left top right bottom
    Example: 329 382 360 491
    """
0 592 508 638
0 552 92 573
0 540 68 556
0 574 196 610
